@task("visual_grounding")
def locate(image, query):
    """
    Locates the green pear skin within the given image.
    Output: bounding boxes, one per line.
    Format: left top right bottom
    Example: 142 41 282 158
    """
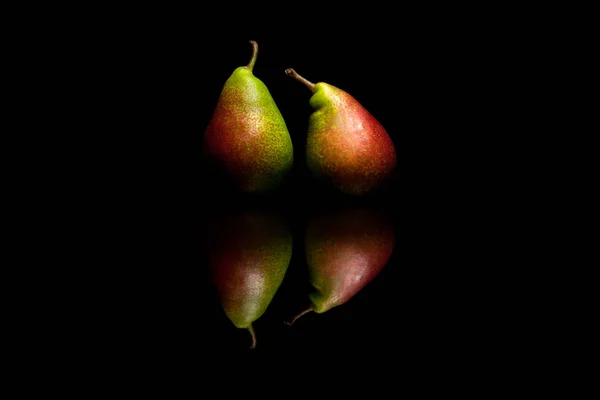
204 41 293 192
285 68 396 195
208 210 292 348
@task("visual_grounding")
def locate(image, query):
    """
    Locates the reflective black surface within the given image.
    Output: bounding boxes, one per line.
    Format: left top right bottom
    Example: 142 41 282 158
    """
197 193 403 354
90 29 515 369
184 36 448 355
25 4 549 388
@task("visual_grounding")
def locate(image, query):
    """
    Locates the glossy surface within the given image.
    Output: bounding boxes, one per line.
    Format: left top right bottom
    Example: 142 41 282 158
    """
207 211 292 335
305 208 395 313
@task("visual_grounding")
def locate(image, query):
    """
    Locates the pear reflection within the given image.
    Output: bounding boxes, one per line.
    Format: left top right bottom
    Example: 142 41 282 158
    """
206 210 292 348
287 207 395 325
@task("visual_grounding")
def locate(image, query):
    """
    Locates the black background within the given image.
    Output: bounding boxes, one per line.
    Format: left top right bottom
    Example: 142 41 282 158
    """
60 9 533 376
190 38 441 355
5 2 568 389
115 32 494 361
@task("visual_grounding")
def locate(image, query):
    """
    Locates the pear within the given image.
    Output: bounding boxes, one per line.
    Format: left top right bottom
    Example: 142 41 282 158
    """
286 208 395 325
285 68 396 195
207 210 292 348
204 41 293 192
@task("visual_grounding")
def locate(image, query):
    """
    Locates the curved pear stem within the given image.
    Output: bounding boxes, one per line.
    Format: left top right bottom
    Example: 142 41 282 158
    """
247 324 257 349
285 68 316 93
284 306 313 326
247 40 258 72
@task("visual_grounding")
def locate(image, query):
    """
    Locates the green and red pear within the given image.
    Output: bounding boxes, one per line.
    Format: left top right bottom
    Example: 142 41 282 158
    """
285 68 396 195
204 41 293 193
207 210 292 348
286 208 395 325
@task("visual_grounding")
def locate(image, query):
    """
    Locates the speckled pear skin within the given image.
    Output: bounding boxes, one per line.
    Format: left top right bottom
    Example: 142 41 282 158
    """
285 67 396 195
208 211 292 331
204 42 293 193
306 82 397 195
305 209 395 313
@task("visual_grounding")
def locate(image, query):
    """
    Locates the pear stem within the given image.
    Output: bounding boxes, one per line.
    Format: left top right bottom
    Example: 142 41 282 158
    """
284 306 313 326
285 68 316 93
247 40 258 72
247 324 257 349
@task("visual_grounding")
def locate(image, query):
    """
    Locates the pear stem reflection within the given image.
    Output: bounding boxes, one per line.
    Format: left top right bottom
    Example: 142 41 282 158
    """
285 306 313 326
247 40 258 72
285 68 316 93
247 324 257 349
